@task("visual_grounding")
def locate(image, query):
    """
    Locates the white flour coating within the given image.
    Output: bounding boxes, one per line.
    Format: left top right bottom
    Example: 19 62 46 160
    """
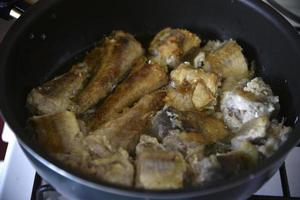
221 91 275 130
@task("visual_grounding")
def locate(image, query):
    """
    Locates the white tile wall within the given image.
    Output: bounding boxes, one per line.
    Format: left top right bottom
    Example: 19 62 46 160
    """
0 125 36 200
285 148 300 197
254 146 300 197
255 171 283 196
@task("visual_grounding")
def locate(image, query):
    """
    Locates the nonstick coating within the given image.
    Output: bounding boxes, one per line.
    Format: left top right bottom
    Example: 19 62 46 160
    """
0 0 300 199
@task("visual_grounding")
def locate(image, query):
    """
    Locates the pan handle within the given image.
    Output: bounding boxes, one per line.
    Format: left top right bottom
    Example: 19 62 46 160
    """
0 0 36 20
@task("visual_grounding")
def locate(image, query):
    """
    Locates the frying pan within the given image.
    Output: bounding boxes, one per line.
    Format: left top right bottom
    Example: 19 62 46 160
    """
0 0 300 199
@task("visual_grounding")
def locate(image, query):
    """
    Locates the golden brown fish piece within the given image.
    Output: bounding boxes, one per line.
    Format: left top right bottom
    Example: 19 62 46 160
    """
27 62 93 115
162 111 229 154
76 31 144 113
149 28 201 68
204 40 248 79
165 81 196 112
171 63 220 94
135 135 187 189
29 111 85 154
88 149 135 187
53 148 135 187
202 40 249 91
26 39 111 115
165 63 220 111
163 129 227 159
128 56 147 76
88 62 168 130
179 112 230 144
30 111 135 186
84 91 166 157
30 111 134 187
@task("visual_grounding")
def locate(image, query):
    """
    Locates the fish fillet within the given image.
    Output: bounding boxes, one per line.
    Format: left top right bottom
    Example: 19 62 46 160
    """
75 31 144 113
26 37 115 115
29 111 85 154
204 40 248 79
165 63 220 111
30 111 134 186
88 62 168 130
88 149 134 187
84 91 166 157
149 28 200 68
135 135 187 189
27 62 93 115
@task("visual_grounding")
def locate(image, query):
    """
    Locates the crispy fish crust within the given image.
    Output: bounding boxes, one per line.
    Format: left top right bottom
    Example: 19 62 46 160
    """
30 111 90 183
135 135 187 189
27 62 93 115
149 28 200 68
84 91 166 157
162 112 229 145
30 111 134 187
26 33 128 116
204 40 248 79
88 149 135 187
29 111 85 154
55 148 135 187
165 63 220 111
180 113 229 144
203 40 249 91
88 62 168 130
75 31 144 113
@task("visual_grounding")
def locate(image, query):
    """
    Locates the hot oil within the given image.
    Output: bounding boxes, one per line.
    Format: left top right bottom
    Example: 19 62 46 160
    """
46 44 96 81
48 33 155 81
135 33 154 52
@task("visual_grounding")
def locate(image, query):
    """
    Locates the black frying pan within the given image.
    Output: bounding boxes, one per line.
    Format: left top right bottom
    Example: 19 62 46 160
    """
0 0 300 199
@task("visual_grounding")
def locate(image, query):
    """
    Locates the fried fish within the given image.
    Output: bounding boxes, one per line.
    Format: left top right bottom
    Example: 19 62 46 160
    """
88 62 168 130
27 62 93 115
84 91 166 157
149 28 200 68
75 31 144 113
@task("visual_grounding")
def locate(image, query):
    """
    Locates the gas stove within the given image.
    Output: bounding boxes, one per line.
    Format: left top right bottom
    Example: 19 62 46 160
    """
0 1 300 200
